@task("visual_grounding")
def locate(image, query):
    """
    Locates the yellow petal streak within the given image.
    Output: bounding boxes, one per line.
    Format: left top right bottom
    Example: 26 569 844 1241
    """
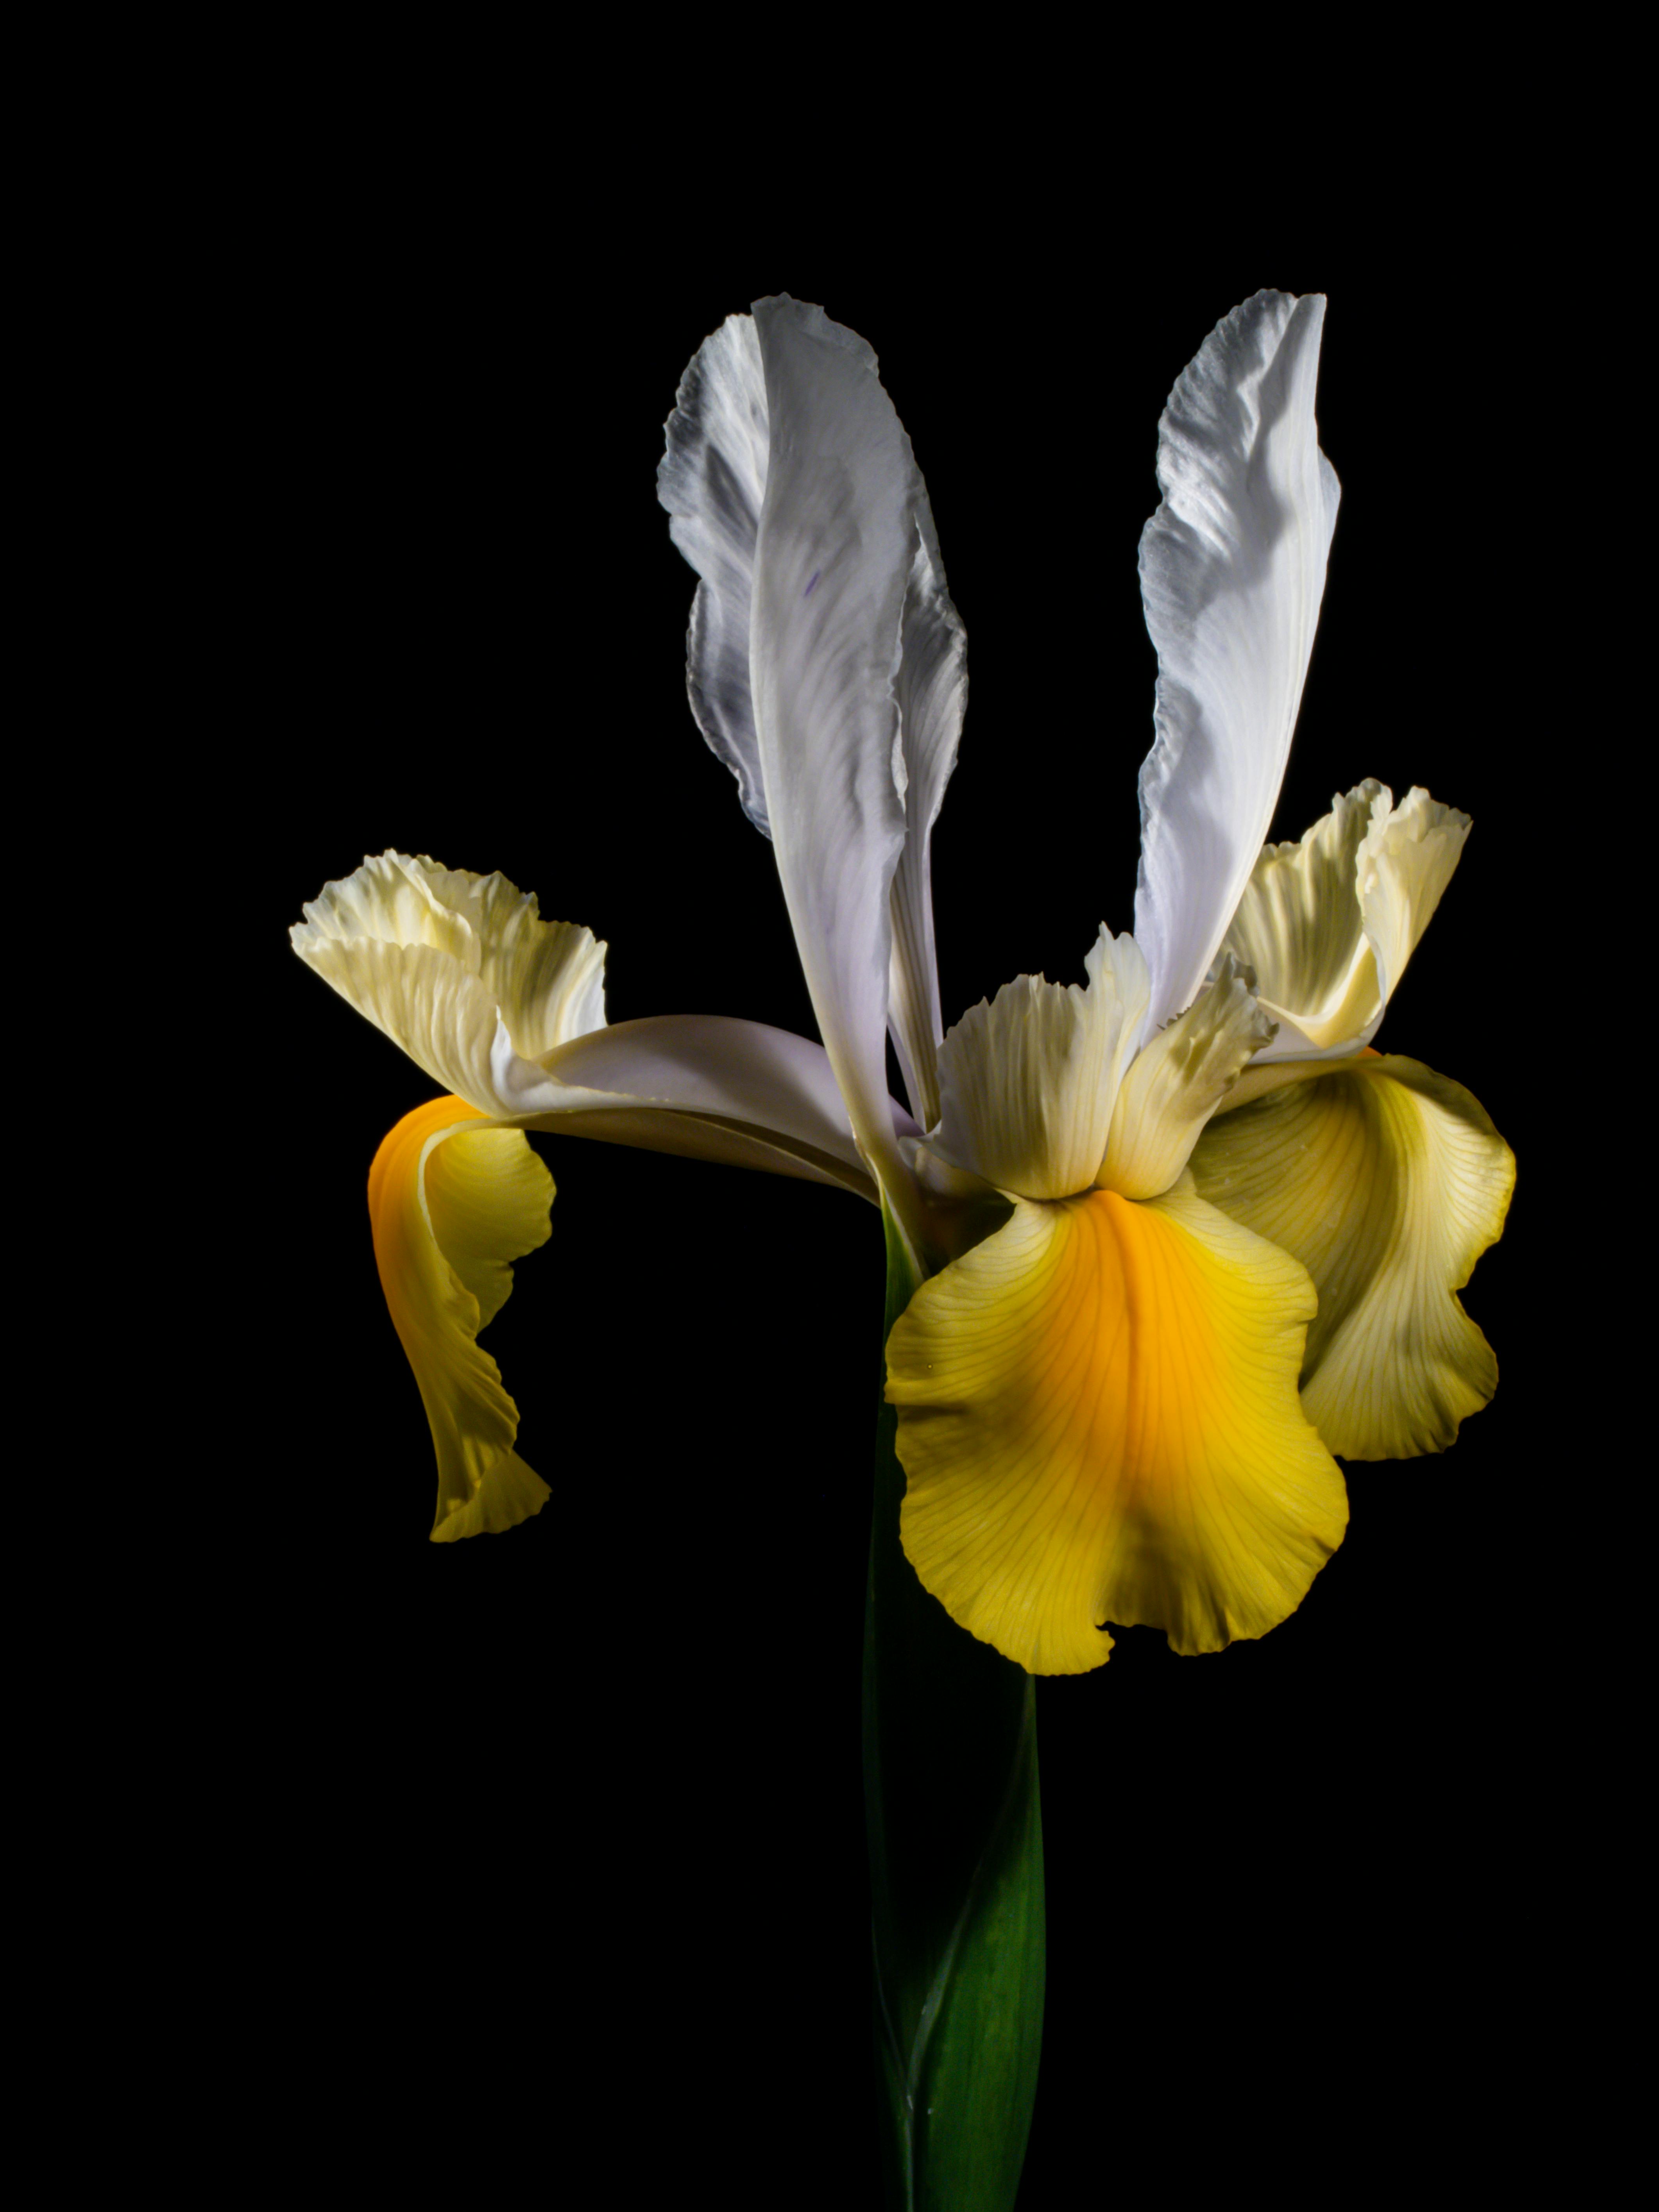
888 1190 1348 1672
367 1095 555 1541
1188 1054 1513 1458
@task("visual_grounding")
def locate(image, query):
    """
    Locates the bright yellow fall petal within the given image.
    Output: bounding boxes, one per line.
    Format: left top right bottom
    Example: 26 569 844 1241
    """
367 1094 555 1541
887 1188 1348 1673
1188 1054 1514 1458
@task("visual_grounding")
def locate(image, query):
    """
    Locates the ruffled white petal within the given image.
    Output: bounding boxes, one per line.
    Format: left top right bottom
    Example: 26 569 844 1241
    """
657 312 773 834
1134 291 1341 1038
932 929 1147 1201
1223 783 1470 1058
292 852 606 1117
1099 956 1275 1200
886 522 968 1131
747 297 929 1232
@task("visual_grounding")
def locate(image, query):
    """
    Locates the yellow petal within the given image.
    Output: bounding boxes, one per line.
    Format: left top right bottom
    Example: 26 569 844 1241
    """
1222 783 1469 1055
1188 1054 1513 1458
1098 955 1274 1200
887 1188 1347 1672
931 928 1148 1199
367 1094 555 1541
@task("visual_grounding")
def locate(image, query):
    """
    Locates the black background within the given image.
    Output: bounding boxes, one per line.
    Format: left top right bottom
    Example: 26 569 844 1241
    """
205 163 1580 2203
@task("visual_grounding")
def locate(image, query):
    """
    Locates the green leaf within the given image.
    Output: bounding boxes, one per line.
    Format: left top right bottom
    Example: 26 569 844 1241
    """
865 1203 1046 2211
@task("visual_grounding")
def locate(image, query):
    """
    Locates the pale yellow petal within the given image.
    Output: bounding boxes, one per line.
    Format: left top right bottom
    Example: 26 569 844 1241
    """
1098 957 1274 1200
292 852 606 1113
1357 789 1470 1011
1188 1054 1512 1458
887 1188 1347 1673
367 1094 555 1541
1221 780 1383 1052
932 929 1148 1200
1221 784 1471 1056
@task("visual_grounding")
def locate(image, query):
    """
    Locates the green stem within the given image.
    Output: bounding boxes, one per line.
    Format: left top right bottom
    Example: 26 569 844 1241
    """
864 1203 1045 2212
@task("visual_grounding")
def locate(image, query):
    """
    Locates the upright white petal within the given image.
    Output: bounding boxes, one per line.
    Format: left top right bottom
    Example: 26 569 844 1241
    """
657 312 773 833
747 296 925 1229
887 521 967 1131
1135 292 1341 1036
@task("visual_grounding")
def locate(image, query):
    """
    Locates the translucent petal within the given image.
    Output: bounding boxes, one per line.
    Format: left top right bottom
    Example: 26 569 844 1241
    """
367 1095 554 1542
1188 1054 1514 1457
1222 783 1470 1058
292 852 605 1115
888 1188 1348 1672
932 930 1147 1201
1135 292 1341 1036
1099 956 1274 1199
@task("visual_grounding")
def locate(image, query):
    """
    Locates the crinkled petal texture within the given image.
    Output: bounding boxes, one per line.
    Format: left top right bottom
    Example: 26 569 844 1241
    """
1189 1054 1514 1458
368 1095 555 1542
887 1188 1348 1673
1222 783 1470 1058
1135 291 1341 1038
292 852 607 1116
1099 955 1274 1199
933 930 1147 1200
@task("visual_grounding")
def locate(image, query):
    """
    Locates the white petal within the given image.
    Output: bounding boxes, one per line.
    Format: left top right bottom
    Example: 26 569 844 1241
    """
657 312 773 834
747 296 926 1226
932 929 1148 1201
292 852 606 1117
1099 955 1275 1200
887 521 968 1131
508 1012 894 1197
1134 292 1341 1036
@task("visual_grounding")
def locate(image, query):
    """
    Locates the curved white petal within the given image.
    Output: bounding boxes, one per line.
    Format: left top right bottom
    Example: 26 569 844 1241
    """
657 312 773 834
932 929 1147 1201
887 521 968 1131
1223 782 1471 1058
510 1013 895 1197
1134 291 1341 1036
1099 955 1275 1199
292 852 607 1117
747 296 929 1232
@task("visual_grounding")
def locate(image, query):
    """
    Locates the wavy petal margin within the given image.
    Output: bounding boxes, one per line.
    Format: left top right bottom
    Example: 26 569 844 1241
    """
1134 291 1340 1038
888 1188 1347 1672
368 1095 554 1541
1188 1054 1514 1457
1222 783 1471 1057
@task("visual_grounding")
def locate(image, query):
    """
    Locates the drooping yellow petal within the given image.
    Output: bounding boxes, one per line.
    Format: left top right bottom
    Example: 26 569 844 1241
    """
887 1188 1347 1672
931 928 1148 1200
1097 955 1274 1200
1188 1054 1513 1458
367 1094 555 1541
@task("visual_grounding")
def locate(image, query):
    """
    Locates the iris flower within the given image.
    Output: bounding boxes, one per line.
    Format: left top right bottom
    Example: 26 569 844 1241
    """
294 291 1511 1678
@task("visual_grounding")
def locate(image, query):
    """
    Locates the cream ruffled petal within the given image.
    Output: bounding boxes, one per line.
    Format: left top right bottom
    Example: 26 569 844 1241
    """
932 929 1148 1201
1099 955 1275 1199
